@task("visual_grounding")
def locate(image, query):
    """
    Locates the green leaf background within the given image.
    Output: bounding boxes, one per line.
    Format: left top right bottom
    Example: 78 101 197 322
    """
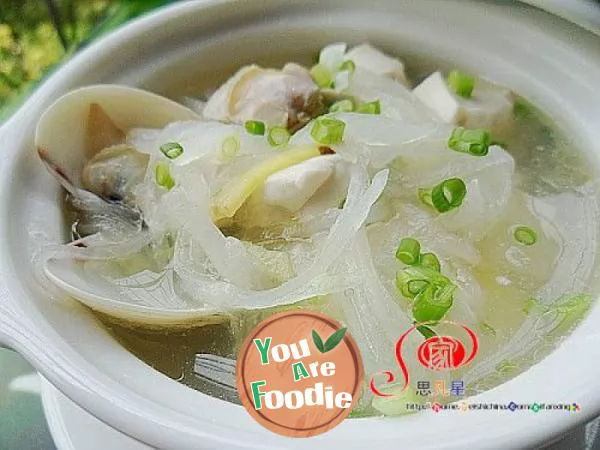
0 0 175 121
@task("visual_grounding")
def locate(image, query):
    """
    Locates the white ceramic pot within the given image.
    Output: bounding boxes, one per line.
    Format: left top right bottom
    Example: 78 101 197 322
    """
1 1 600 448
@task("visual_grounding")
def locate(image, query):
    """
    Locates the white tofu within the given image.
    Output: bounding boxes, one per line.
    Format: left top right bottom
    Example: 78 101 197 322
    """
462 81 514 134
413 71 514 136
346 44 409 85
262 155 338 212
319 43 347 72
413 71 460 123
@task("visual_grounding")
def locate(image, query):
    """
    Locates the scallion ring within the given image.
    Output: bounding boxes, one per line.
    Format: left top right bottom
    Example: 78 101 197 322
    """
407 280 429 296
244 120 266 136
356 99 381 115
155 162 175 191
310 117 346 145
412 281 455 323
396 265 451 301
220 135 240 161
448 127 490 156
267 126 291 147
160 142 184 160
420 252 441 272
447 70 475 99
329 99 354 114
396 237 421 265
309 63 333 88
431 178 467 213
340 59 356 73
396 271 429 300
513 225 537 246
418 188 434 208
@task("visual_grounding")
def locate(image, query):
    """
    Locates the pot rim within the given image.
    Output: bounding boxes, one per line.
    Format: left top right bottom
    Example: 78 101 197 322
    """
1 1 600 448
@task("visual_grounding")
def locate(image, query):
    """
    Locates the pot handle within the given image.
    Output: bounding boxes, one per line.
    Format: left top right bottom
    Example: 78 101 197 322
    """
0 297 24 351
0 123 26 352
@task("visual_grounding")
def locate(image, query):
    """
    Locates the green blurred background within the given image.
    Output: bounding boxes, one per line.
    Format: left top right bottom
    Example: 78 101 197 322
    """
0 0 175 121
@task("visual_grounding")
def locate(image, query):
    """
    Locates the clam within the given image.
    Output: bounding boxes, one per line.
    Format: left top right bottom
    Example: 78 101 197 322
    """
37 85 201 236
35 85 226 326
203 64 325 131
37 85 199 202
43 255 227 327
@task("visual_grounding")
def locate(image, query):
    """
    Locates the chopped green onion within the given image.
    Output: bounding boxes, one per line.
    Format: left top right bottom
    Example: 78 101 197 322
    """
399 280 417 299
340 59 356 73
448 127 491 156
329 99 354 113
513 98 533 118
310 117 346 145
418 188 434 208
523 298 539 315
412 281 455 323
155 162 175 191
431 178 467 213
447 70 475 98
420 253 441 272
408 280 429 296
396 271 429 299
220 135 240 161
244 120 266 136
395 271 411 297
356 99 381 115
513 226 537 246
396 265 451 301
403 265 447 282
160 142 184 160
417 325 437 339
396 238 421 265
267 126 291 147
546 293 592 336
496 360 519 375
481 323 497 336
523 293 592 335
309 63 333 88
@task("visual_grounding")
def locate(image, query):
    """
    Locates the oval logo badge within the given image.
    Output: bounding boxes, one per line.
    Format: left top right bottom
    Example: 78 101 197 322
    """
236 311 363 437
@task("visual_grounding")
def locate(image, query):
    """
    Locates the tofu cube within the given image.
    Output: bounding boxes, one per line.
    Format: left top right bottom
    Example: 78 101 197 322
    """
262 155 338 212
413 71 461 123
346 44 409 86
413 71 514 136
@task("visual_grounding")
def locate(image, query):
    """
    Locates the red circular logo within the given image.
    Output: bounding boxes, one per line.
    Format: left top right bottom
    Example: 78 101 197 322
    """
369 321 479 397
417 336 466 371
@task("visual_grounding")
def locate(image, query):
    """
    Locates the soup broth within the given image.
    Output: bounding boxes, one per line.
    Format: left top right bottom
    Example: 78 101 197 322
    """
57 47 599 416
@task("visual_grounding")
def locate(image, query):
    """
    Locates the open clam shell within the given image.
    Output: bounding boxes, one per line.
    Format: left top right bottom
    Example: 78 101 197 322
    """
36 84 200 185
43 257 226 327
36 85 227 326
